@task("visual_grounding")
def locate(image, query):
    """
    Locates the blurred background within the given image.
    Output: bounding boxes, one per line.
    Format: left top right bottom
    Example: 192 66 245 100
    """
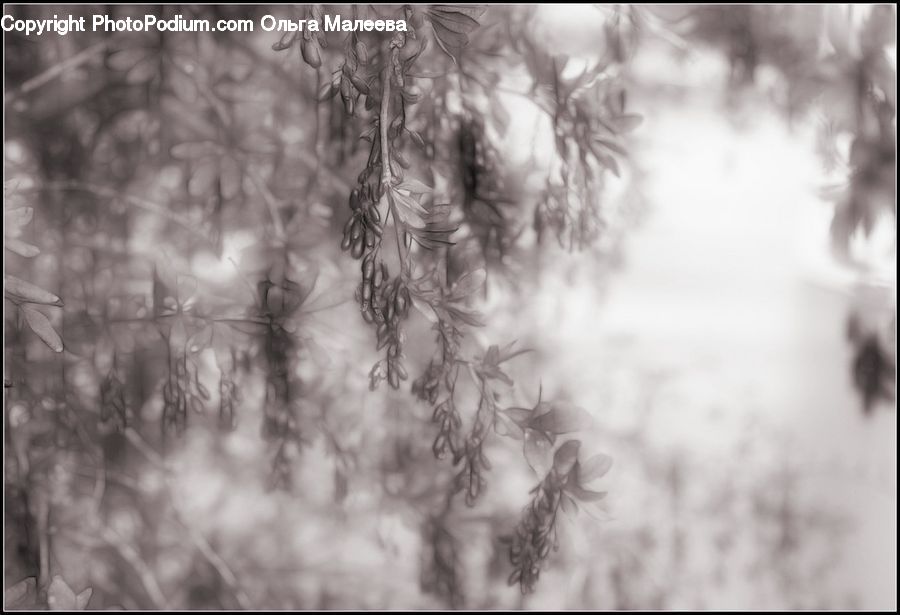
4 4 896 610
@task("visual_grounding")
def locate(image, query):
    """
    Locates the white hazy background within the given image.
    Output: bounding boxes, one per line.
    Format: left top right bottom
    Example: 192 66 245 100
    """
479 4 896 609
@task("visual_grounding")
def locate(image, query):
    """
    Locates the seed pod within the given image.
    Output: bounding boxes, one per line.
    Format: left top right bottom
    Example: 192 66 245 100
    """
396 363 408 380
387 364 400 389
394 290 407 315
389 116 403 139
361 281 372 302
376 322 388 339
467 476 480 501
300 39 321 69
372 264 384 288
362 256 375 280
349 72 370 96
341 233 352 251
385 301 395 323
341 80 354 116
369 223 383 238
350 218 362 241
432 403 445 421
350 237 365 259
349 189 361 211
433 434 447 458
364 229 375 248
508 568 522 586
361 307 374 323
538 541 551 559
394 150 410 169
367 203 381 223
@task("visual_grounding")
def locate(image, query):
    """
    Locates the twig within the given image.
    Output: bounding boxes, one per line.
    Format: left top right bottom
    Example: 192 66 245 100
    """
379 46 412 277
99 527 169 609
170 510 252 609
246 167 286 240
379 63 393 191
4 41 108 106
123 427 252 609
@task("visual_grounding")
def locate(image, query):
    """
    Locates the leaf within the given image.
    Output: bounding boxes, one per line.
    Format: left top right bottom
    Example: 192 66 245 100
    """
430 5 487 22
4 577 37 609
317 81 339 102
125 57 158 85
4 206 33 231
523 428 554 477
397 178 433 195
566 482 608 503
107 47 149 72
47 575 91 610
500 406 533 429
494 412 524 440
428 8 481 34
409 225 458 250
452 268 486 298
5 238 40 257
432 20 470 48
592 137 628 157
5 275 62 306
578 453 613 483
271 30 297 51
412 296 439 324
610 113 643 133
22 304 63 352
445 305 484 327
552 439 581 475
496 340 532 364
530 401 592 435
75 588 92 610
559 492 579 516
594 150 621 178
391 190 429 228
408 130 427 149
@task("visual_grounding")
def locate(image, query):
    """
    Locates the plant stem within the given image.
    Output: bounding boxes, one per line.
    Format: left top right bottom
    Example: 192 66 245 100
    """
380 49 411 277
379 63 393 191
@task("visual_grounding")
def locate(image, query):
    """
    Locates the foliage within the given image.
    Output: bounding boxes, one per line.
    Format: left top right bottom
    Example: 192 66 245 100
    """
3 4 644 609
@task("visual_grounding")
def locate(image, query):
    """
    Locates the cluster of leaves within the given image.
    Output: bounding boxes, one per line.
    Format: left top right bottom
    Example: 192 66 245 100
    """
502 437 611 593
456 115 518 266
4 203 64 353
512 9 643 250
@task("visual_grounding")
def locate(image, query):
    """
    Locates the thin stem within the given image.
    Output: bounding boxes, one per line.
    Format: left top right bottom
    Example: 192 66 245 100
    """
4 41 108 105
380 48 411 278
379 63 393 191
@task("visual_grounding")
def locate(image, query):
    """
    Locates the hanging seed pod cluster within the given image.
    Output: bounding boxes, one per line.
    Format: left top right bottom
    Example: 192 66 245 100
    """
308 4 620 598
